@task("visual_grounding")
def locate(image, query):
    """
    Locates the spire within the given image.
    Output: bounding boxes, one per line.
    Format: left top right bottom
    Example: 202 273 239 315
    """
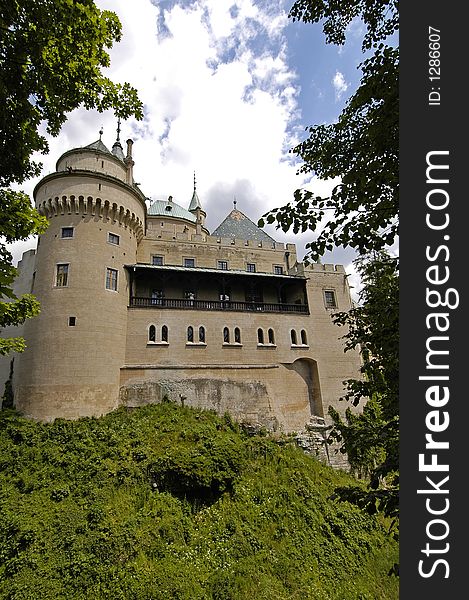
99 126 103 141
188 171 203 212
111 117 125 161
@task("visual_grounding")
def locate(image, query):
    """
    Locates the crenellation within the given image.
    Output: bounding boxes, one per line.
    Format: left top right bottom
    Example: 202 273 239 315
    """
1 135 362 446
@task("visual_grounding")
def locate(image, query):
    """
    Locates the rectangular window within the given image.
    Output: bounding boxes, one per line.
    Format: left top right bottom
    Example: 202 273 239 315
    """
56 264 69 287
184 258 195 268
247 263 256 273
106 268 118 291
68 316 76 326
324 290 337 309
273 265 283 275
217 260 228 270
152 255 163 266
61 227 74 238
108 232 120 245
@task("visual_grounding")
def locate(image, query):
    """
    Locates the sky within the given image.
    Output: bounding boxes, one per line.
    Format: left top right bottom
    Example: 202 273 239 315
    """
11 0 370 295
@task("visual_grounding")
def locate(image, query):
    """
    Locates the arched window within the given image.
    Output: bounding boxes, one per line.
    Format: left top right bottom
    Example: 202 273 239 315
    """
187 326 194 343
149 325 156 343
223 327 230 343
234 327 241 344
301 329 307 345
199 326 205 343
268 328 275 344
290 329 297 345
257 328 264 344
162 325 168 342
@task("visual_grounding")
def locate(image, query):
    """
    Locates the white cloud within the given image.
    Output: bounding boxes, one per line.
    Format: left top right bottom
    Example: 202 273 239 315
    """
8 0 352 270
332 70 349 100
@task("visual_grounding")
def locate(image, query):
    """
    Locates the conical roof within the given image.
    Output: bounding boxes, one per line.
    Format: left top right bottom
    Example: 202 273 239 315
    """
85 139 111 154
212 208 276 243
188 189 203 212
111 140 125 161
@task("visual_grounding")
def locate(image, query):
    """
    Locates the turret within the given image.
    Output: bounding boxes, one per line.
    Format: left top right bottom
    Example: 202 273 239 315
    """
14 133 146 420
188 172 206 235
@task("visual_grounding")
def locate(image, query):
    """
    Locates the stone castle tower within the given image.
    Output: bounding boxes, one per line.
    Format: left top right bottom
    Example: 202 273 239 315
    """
1 132 362 435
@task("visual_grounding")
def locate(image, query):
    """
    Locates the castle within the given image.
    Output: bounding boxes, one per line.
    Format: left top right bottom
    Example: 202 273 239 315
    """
0 133 361 434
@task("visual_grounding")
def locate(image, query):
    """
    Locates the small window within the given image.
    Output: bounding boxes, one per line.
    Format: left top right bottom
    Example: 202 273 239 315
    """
61 227 74 238
324 290 337 309
152 255 163 266
301 329 308 345
68 316 76 327
218 261 228 270
291 329 297 345
187 326 194 343
184 258 195 268
273 265 283 275
106 268 118 291
56 264 69 287
247 263 256 273
108 232 120 245
162 325 168 342
223 327 230 343
149 325 156 342
268 328 275 344
257 328 264 344
234 327 241 344
199 326 205 343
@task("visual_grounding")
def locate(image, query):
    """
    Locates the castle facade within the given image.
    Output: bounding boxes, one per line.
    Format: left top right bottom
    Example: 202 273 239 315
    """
1 135 361 433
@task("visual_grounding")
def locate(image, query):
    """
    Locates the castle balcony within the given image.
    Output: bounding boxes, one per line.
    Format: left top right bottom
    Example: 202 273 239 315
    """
129 297 308 314
125 264 309 315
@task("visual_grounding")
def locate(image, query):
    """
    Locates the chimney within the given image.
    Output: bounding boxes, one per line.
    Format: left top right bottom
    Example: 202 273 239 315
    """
124 139 135 184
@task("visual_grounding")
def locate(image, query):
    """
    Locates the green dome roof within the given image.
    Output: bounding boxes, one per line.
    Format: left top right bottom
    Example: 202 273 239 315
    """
147 198 196 222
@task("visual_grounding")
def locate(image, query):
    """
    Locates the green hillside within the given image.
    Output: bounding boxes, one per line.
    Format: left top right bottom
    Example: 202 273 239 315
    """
0 403 398 599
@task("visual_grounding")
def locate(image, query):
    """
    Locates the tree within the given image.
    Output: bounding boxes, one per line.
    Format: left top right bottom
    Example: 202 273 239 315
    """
257 2 400 553
0 0 143 357
328 252 399 541
258 0 398 262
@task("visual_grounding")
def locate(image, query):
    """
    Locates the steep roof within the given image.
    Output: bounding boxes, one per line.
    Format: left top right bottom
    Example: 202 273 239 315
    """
212 209 276 243
111 140 125 161
148 198 196 222
85 139 111 154
188 189 203 212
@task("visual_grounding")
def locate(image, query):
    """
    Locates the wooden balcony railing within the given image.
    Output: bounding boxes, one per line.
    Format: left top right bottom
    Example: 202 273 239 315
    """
129 297 309 314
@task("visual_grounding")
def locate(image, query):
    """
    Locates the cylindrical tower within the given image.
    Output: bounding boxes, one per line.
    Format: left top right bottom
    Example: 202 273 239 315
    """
15 137 146 420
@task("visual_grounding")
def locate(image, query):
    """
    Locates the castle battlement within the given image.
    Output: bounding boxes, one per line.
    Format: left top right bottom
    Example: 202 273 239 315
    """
1 135 361 434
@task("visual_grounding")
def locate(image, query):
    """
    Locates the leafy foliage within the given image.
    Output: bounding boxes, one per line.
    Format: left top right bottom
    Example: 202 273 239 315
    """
0 403 399 599
0 0 143 186
259 0 398 262
328 252 399 536
0 191 48 356
289 0 398 51
0 0 143 357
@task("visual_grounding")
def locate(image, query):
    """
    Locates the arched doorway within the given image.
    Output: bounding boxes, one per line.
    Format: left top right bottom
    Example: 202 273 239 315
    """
283 357 324 417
